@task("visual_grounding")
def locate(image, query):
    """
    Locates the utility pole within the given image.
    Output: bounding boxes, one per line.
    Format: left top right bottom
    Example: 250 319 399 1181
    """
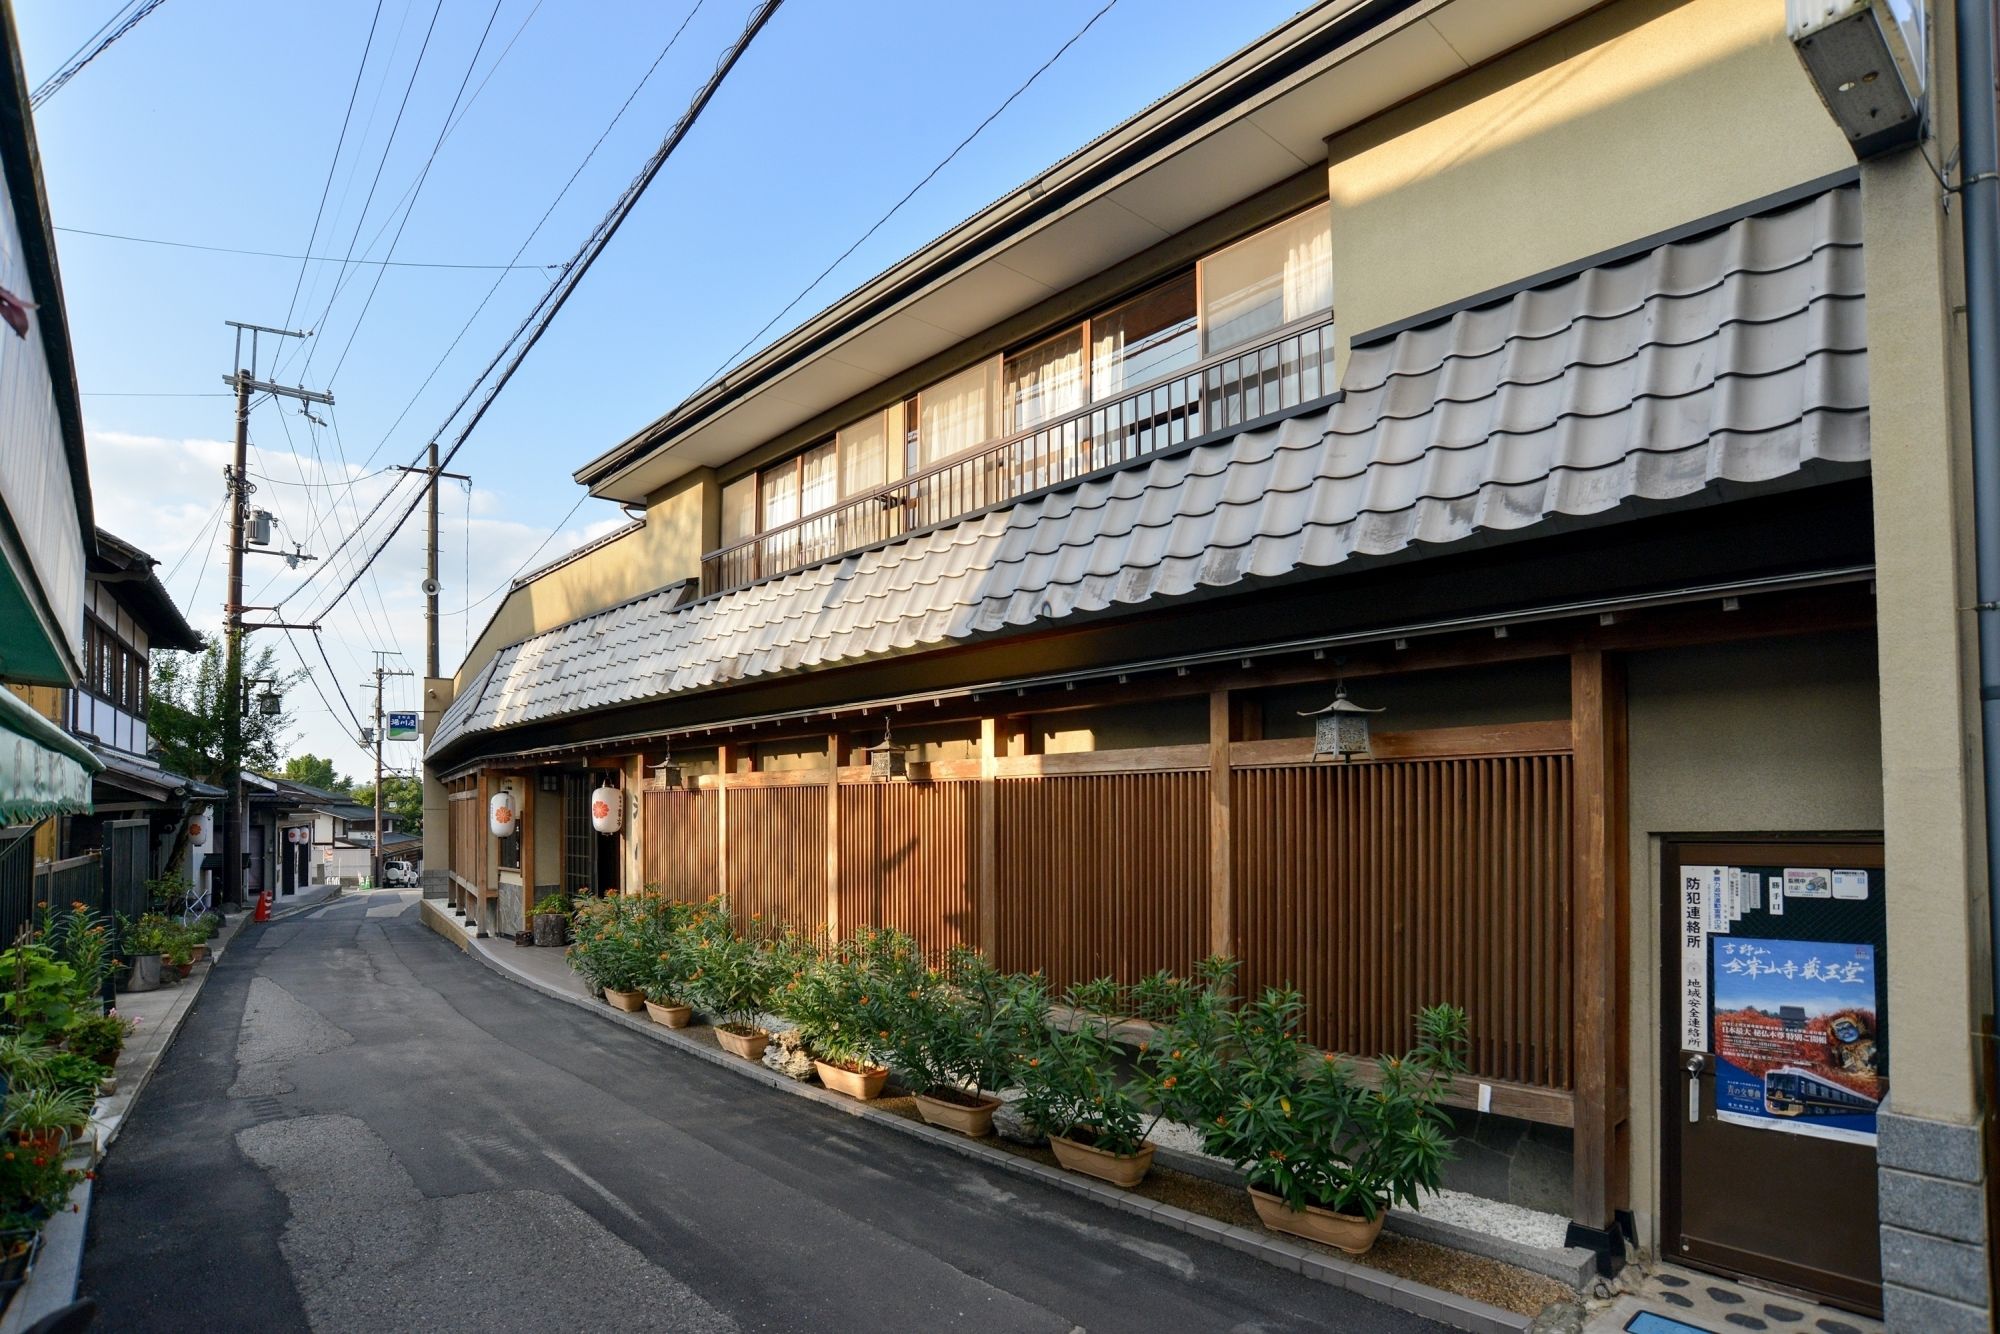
220 320 330 909
366 654 414 888
393 455 469 679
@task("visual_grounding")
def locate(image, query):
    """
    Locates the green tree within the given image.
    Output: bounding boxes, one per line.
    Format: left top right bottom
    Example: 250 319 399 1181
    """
148 640 297 784
281 753 348 794
350 774 423 835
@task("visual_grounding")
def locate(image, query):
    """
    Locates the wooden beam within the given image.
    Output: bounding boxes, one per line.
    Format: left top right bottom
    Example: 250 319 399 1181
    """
1570 650 1628 1232
1208 691 1233 962
978 718 998 959
1230 720 1573 768
519 778 536 927
825 734 841 941
716 744 733 907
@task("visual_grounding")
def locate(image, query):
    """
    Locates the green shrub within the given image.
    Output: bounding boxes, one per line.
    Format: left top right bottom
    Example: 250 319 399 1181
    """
1152 991 1467 1220
882 947 1045 1100
684 903 779 1034
530 893 572 917
64 1012 133 1069
779 927 922 1071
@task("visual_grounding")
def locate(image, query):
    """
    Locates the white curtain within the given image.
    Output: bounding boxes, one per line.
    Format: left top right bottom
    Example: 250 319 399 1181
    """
838 409 892 497
1004 329 1085 432
918 359 1000 466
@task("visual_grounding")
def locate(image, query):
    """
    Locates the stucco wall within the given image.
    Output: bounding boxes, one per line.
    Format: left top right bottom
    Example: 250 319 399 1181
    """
1324 0 1853 364
1624 631 1884 1241
454 470 714 692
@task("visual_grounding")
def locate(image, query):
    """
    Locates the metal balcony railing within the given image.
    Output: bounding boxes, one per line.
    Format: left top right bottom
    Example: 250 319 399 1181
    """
702 320 1334 595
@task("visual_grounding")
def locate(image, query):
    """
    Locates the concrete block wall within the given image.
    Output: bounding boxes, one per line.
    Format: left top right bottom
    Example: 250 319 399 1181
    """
1877 1110 1990 1332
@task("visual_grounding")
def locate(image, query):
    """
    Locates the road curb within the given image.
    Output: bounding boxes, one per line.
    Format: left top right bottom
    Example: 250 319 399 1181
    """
460 935 1533 1334
0 910 252 1333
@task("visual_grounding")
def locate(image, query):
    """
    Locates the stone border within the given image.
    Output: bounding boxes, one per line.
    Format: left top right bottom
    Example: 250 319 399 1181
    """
460 933 1533 1334
0 909 253 1333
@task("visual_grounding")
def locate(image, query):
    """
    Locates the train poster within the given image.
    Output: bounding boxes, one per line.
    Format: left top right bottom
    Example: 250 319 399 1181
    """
1709 938 1883 1145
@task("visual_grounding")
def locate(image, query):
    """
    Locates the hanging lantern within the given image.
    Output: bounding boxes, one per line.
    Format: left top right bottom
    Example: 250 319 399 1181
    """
591 783 623 834
646 745 682 791
866 718 910 781
188 808 210 847
1300 683 1384 762
258 690 282 717
489 789 517 838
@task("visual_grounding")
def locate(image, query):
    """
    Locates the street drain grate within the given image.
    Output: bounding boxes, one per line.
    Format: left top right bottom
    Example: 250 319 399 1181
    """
245 1096 289 1122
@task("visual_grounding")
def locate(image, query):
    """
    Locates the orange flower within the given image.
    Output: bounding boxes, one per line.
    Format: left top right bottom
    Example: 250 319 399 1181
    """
878 1030 889 1040
1269 1150 1286 1162
1027 1057 1040 1068
1214 1115 1226 1127
1170 1050 1181 1060
1161 1076 1177 1089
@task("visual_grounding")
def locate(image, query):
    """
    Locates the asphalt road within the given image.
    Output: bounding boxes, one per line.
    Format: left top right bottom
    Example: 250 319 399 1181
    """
80 892 1445 1333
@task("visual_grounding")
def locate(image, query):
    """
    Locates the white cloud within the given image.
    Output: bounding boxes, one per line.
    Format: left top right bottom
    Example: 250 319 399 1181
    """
83 422 623 773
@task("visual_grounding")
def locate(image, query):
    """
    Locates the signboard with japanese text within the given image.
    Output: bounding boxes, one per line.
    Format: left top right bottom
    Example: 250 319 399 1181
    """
387 711 418 740
1711 938 1882 1144
1677 857 1887 1146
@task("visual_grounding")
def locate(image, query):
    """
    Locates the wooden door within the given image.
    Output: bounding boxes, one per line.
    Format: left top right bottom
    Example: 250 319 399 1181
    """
1660 838 1885 1315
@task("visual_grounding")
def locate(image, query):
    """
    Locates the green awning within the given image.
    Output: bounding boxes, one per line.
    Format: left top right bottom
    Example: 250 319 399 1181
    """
0 687 99 823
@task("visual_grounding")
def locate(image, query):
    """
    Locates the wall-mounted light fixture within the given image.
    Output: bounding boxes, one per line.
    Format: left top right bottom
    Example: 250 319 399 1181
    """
1788 0 1925 158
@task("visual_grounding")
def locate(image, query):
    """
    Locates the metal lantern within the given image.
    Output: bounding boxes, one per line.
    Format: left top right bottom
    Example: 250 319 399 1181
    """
258 690 282 716
865 719 910 781
1300 683 1384 762
590 783 622 835
647 745 682 791
488 789 517 838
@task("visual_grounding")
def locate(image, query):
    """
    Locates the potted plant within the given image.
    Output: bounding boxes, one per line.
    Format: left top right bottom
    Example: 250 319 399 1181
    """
1015 988 1159 1187
686 905 776 1061
568 898 648 1009
119 915 169 993
3 1084 94 1157
65 1012 133 1071
640 900 698 1028
783 927 917 1100
886 947 1043 1136
163 930 196 980
531 893 572 948
1155 990 1467 1254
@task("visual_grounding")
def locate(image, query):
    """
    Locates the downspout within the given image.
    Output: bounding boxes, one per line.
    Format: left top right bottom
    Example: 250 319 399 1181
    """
1959 0 2000 1061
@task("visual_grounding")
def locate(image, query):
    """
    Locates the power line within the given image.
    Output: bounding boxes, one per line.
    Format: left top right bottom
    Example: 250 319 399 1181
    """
302 0 789 626
295 0 449 384
444 490 585 618
708 0 1119 383
270 0 552 389
315 0 706 488
247 465 398 488
281 0 387 331
80 390 231 397
30 0 168 108
324 0 511 386
56 224 552 271
161 493 227 588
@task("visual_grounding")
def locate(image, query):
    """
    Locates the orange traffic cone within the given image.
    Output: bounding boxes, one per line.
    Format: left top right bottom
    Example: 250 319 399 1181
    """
253 891 272 922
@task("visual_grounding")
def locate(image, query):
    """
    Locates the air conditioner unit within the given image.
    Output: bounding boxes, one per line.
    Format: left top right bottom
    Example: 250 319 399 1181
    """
1788 0 1926 158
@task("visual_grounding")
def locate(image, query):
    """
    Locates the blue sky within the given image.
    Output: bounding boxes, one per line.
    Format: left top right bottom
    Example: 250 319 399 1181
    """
16 0 1307 776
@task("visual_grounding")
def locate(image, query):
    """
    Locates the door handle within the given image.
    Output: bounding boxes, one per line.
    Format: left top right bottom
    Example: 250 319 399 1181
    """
1685 1052 1707 1124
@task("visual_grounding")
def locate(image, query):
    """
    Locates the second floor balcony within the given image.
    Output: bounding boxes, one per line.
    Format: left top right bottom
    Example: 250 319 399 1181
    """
702 318 1334 595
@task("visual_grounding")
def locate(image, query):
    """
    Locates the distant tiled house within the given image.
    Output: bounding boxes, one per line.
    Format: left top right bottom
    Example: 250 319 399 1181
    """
426 1 1994 1321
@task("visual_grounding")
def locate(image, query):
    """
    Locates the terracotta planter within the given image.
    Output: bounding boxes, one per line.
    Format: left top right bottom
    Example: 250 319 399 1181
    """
644 1000 693 1028
603 987 646 1012
190 944 209 963
10 1130 63 1158
914 1090 1000 1137
172 961 194 979
1247 1187 1387 1255
1049 1133 1155 1188
715 1025 769 1061
813 1060 889 1101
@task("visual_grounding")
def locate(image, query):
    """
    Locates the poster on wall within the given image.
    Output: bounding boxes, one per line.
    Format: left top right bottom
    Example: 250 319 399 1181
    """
1709 937 1883 1145
1678 865 1723 1052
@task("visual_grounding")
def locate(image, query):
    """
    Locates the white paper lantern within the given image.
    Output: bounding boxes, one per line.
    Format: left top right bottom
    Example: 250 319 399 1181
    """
489 790 517 838
590 784 622 835
188 808 211 849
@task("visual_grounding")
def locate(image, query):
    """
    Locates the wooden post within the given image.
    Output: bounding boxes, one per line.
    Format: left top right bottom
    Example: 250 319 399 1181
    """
473 768 489 925
977 717 998 959
1570 650 1629 1237
716 744 733 907
1208 690 1234 961
825 733 842 940
520 776 536 929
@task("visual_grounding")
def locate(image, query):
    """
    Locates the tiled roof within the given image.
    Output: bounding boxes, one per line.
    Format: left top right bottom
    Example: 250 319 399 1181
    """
432 185 1867 759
